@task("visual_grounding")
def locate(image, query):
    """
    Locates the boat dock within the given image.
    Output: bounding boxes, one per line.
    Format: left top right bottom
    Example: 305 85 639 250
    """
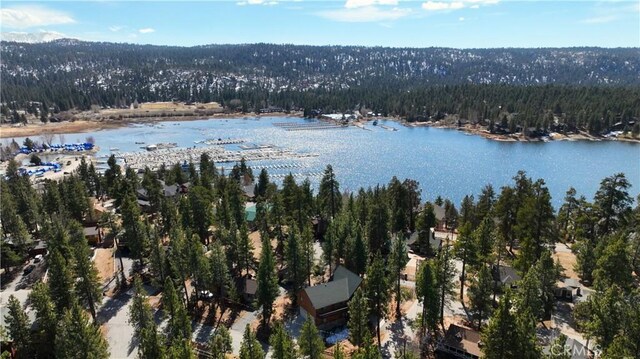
272 122 346 131
117 146 319 171
196 138 246 145
379 125 398 132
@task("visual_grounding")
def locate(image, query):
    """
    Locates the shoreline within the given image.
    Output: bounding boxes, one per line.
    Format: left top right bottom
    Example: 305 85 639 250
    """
2 112 638 145
402 121 640 144
0 112 304 139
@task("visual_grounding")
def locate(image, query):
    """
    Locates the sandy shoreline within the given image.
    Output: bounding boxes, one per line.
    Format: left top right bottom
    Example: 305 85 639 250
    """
2 113 638 144
0 112 303 139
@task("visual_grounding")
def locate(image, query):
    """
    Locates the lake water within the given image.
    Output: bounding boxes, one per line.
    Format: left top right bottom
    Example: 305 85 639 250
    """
7 117 640 209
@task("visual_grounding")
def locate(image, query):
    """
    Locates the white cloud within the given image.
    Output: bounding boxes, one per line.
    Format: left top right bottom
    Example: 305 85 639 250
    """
422 1 465 11
109 25 124 32
0 5 75 29
344 0 399 9
581 15 616 24
139 28 155 34
459 16 465 21
318 6 411 22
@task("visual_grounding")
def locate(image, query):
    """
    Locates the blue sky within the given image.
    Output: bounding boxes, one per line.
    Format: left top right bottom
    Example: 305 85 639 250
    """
1 1 638 47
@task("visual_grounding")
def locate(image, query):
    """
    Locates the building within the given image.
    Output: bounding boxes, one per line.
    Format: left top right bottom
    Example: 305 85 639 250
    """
492 264 521 289
407 228 442 256
554 278 582 302
436 324 482 359
83 226 102 245
298 266 362 329
243 278 258 304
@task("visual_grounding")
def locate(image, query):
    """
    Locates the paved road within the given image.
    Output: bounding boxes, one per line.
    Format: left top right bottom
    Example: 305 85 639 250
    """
98 289 137 359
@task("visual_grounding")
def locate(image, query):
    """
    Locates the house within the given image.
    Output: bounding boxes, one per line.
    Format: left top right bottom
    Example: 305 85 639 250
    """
492 265 521 289
243 278 258 303
554 278 581 302
407 228 442 255
242 184 256 200
136 180 189 201
83 226 102 245
432 204 446 231
28 241 47 257
298 265 362 329
436 324 482 359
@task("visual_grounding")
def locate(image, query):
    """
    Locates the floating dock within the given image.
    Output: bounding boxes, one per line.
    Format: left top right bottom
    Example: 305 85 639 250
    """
272 122 347 131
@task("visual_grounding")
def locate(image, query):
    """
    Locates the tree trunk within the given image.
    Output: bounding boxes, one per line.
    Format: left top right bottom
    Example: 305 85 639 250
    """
396 274 401 317
460 259 466 300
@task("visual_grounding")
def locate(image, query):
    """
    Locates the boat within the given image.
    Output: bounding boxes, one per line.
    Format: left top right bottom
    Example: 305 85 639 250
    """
109 147 120 151
135 141 145 144
373 120 378 126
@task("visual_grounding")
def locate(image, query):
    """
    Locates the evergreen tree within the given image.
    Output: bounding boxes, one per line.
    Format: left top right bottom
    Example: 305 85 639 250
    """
367 188 391 255
269 322 297 359
318 164 341 219
209 242 232 305
209 326 232 359
390 234 409 317
468 265 494 329
121 193 149 268
239 324 264 359
48 249 75 313
27 283 57 358
416 260 439 340
454 223 477 300
299 316 325 359
348 288 370 347
285 228 305 305
366 253 390 348
55 302 110 359
593 173 632 235
3 296 31 359
129 277 165 359
434 243 456 330
256 236 279 328
69 221 103 321
481 291 519 359
162 278 192 344
593 234 633 291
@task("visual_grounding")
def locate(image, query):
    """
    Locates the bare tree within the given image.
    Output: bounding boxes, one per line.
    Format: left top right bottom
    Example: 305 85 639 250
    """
41 133 55 146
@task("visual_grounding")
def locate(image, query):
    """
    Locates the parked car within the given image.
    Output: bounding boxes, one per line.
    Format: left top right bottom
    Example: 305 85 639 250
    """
23 264 35 275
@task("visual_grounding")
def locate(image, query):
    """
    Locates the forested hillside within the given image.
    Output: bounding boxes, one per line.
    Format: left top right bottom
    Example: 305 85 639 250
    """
1 41 639 134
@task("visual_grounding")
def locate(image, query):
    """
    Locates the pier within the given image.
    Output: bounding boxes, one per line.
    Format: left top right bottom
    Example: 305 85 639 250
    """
272 122 347 131
117 146 318 171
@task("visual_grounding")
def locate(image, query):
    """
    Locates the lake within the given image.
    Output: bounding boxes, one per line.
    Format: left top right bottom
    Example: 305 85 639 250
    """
6 117 640 209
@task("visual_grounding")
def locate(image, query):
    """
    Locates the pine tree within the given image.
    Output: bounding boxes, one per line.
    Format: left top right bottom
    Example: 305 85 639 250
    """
269 322 297 359
129 277 165 359
390 234 408 317
239 324 265 359
318 164 341 219
348 224 368 276
121 193 149 269
209 326 232 359
366 253 390 348
454 222 477 300
209 241 232 305
285 228 305 305
48 249 75 313
302 223 315 286
333 342 345 359
434 243 456 330
482 291 519 359
27 283 57 358
416 260 439 339
3 296 31 359
256 236 279 328
593 233 633 290
593 173 632 235
348 288 370 347
69 221 103 321
162 278 192 344
299 316 325 359
55 302 110 359
468 265 494 329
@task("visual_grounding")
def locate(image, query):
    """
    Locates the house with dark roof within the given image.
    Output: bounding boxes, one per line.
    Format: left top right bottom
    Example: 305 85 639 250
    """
492 264 521 289
436 324 482 359
298 265 362 329
554 278 582 302
407 228 442 256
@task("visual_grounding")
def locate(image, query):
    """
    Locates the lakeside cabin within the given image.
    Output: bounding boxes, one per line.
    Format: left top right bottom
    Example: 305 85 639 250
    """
298 265 362 330
436 324 482 359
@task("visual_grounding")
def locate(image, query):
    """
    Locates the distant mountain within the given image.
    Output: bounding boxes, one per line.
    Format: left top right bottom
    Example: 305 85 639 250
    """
1 31 70 44
1 41 638 116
